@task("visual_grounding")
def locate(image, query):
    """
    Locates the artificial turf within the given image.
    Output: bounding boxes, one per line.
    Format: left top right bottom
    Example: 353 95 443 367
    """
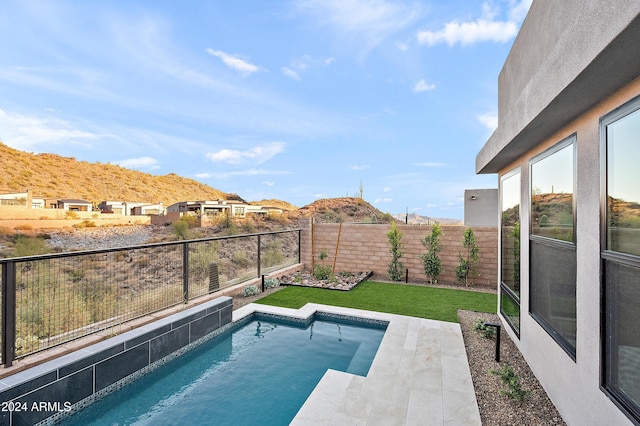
255 280 497 323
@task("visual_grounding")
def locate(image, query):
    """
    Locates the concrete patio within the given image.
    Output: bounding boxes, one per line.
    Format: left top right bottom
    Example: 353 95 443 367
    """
233 303 481 426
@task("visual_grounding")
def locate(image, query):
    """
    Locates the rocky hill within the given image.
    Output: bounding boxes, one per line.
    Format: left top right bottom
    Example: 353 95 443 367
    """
294 197 392 223
0 142 238 206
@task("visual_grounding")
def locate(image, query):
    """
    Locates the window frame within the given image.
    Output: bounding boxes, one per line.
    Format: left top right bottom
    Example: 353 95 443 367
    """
600 95 640 424
529 135 577 245
528 135 577 359
500 168 521 337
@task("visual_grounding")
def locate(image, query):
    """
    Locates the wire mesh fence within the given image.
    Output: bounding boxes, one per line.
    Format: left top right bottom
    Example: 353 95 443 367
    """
0 229 300 366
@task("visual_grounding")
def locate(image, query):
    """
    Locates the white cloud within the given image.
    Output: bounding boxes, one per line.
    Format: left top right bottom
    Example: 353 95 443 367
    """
294 0 422 56
509 0 533 22
395 41 408 52
350 164 370 171
263 181 275 187
281 67 301 81
0 108 99 151
199 168 293 179
206 49 261 76
416 1 530 47
207 142 285 164
477 112 498 132
383 186 392 192
115 156 160 170
414 162 447 167
412 79 436 93
417 19 517 47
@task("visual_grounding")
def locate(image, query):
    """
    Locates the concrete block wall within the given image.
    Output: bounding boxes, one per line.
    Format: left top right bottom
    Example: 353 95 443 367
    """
306 222 497 287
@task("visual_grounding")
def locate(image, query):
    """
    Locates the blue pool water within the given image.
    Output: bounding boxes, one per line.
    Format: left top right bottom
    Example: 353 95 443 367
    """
61 316 386 425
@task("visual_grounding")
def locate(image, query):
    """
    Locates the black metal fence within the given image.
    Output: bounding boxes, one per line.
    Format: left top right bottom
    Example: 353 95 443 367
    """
0 229 300 367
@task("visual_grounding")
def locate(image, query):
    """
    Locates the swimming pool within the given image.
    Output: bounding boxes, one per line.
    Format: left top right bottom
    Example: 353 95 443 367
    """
59 316 386 425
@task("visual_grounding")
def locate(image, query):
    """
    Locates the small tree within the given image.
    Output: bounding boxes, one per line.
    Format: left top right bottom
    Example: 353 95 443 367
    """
420 221 443 284
456 227 480 286
387 221 405 281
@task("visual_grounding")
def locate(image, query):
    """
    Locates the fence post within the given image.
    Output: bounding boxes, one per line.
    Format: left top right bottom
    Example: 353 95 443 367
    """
257 234 262 278
298 229 301 263
2 261 16 367
183 242 189 304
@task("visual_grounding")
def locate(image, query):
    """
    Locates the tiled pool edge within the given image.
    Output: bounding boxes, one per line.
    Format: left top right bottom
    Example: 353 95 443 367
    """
235 303 482 425
0 297 233 426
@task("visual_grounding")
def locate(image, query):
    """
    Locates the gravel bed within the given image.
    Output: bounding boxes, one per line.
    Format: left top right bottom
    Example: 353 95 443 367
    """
458 309 565 425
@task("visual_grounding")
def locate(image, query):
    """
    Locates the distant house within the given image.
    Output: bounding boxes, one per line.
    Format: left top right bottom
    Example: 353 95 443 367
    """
98 201 163 216
166 200 273 218
57 199 92 212
0 191 29 207
131 203 164 216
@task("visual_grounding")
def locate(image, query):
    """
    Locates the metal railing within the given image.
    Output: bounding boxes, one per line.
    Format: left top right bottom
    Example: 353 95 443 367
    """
0 229 300 367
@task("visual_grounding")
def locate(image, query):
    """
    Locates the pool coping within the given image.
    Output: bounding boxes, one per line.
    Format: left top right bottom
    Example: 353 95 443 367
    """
234 303 481 425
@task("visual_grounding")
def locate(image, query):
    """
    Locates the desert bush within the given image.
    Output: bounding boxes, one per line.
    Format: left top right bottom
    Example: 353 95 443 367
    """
73 220 96 229
472 317 496 339
65 211 80 220
232 250 250 267
242 284 260 297
12 234 50 257
15 224 33 231
261 240 284 268
489 365 532 401
264 277 280 288
172 218 193 240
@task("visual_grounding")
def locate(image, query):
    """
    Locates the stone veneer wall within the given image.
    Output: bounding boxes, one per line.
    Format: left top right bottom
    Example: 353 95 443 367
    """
0 297 232 426
305 221 498 287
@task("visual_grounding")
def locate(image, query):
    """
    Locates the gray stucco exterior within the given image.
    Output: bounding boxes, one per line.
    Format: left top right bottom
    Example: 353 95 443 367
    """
477 1 640 425
463 189 498 227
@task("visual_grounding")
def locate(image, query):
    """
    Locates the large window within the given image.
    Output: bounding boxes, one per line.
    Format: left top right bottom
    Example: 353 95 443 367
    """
529 136 576 358
500 170 521 335
602 98 640 422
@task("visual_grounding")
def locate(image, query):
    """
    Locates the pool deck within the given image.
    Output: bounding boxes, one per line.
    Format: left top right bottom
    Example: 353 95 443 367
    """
233 303 481 426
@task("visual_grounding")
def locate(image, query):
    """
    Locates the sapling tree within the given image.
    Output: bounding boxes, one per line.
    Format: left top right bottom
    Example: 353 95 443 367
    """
456 227 479 287
387 221 405 281
420 221 443 284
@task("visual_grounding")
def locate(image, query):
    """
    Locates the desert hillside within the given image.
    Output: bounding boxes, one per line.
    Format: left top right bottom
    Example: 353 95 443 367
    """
0 142 238 206
295 197 392 223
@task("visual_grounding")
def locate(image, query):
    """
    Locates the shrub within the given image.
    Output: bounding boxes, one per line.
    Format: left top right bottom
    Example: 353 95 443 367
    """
420 221 443 284
472 317 496 339
242 284 260 297
313 264 333 280
264 277 280 289
489 365 532 401
386 221 405 282
261 241 284 268
12 234 50 257
73 220 96 229
172 218 192 240
456 227 480 286
232 250 250 267
314 248 333 280
15 224 33 231
65 211 80 220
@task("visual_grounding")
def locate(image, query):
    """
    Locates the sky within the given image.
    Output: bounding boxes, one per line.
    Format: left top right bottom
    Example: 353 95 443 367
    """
0 0 532 219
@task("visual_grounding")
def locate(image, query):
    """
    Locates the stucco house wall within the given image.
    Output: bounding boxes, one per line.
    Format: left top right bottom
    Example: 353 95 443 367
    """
477 1 640 425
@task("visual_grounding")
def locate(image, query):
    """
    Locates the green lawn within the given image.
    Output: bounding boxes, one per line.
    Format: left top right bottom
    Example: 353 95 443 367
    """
256 281 497 323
